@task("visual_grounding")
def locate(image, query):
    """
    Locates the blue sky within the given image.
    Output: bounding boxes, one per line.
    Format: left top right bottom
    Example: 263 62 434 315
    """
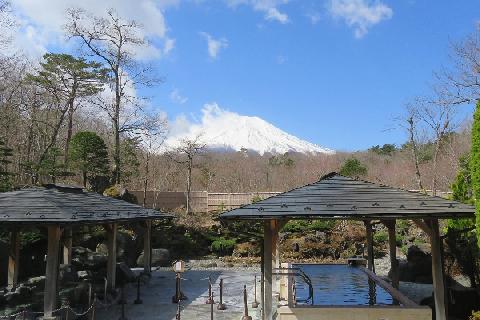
10 0 480 151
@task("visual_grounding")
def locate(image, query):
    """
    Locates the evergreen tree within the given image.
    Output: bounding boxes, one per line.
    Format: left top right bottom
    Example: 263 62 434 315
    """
339 158 368 178
69 132 110 188
472 101 480 245
0 139 13 192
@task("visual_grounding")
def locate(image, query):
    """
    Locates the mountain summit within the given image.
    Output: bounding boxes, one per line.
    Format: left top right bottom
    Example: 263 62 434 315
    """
164 104 335 155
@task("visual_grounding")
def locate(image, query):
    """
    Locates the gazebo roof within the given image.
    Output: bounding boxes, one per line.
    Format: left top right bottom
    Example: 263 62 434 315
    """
0 185 173 225
220 173 475 220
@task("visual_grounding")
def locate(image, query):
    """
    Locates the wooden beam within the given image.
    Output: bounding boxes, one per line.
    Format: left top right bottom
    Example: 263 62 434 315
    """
383 220 399 289
272 220 281 295
144 220 152 274
44 225 62 318
361 267 417 307
364 220 375 272
7 229 20 290
63 228 72 265
413 219 432 236
106 223 117 291
263 220 273 320
428 219 447 320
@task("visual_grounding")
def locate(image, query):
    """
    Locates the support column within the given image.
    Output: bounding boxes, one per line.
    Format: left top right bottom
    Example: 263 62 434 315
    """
364 220 375 272
263 220 273 320
272 220 280 295
106 223 118 292
143 220 152 274
63 228 72 265
384 220 399 289
7 229 20 290
428 219 447 320
44 226 62 318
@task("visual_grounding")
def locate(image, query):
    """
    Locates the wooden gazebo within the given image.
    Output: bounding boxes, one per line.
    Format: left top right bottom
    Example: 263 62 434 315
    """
220 173 476 320
0 184 172 318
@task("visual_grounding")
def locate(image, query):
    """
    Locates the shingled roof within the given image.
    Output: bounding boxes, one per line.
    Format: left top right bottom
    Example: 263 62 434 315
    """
0 185 172 225
220 173 475 220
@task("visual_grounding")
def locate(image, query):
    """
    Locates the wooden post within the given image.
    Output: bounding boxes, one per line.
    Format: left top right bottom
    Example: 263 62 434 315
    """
7 228 20 290
144 220 152 274
384 220 399 289
106 223 117 291
272 220 280 295
44 225 62 318
63 227 73 265
263 220 273 320
364 220 375 272
428 219 447 320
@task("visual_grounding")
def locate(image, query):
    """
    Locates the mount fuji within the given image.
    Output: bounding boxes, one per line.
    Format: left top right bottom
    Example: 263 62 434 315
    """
163 104 335 155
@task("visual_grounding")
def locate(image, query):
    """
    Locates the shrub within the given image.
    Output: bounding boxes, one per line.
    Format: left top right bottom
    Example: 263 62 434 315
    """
211 237 236 256
470 311 480 320
373 230 388 244
282 220 337 233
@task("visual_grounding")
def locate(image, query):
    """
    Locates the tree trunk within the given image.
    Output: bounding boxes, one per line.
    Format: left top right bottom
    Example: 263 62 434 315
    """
64 99 75 164
408 117 424 190
113 69 122 185
187 157 192 214
143 152 150 207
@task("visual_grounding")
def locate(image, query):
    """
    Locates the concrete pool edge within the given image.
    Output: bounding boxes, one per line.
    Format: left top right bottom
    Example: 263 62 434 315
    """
276 306 432 320
276 263 432 320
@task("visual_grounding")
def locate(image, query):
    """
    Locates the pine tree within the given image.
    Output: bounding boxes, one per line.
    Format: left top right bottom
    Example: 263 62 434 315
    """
339 158 368 178
0 139 13 192
69 132 110 189
472 101 480 245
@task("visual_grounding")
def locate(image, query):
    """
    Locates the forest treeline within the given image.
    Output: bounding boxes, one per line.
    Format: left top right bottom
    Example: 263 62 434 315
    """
0 2 479 205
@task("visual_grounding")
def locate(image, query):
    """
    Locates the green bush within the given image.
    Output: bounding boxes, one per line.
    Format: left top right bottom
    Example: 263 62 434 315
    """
281 220 337 233
373 230 388 244
470 311 480 320
211 237 236 256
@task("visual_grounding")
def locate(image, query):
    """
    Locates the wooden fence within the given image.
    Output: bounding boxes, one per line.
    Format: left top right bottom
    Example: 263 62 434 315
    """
130 190 280 213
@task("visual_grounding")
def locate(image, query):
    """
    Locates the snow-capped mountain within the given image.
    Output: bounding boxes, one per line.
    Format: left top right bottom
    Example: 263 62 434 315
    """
163 103 335 155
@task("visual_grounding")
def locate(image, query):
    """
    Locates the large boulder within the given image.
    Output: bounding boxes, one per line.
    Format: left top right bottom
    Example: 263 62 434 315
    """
137 248 170 267
393 244 433 283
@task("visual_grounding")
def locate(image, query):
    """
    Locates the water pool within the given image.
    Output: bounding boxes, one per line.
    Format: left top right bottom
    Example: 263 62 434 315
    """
293 264 394 306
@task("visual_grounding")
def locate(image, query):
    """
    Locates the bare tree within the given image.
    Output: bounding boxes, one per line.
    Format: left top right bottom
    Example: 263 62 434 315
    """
166 135 206 213
66 8 160 184
434 26 480 105
134 113 167 207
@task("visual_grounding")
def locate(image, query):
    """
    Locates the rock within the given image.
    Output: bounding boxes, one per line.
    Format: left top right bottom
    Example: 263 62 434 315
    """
315 231 326 240
394 245 433 283
77 270 92 280
137 248 170 267
59 264 78 284
293 243 300 252
116 262 136 285
27 276 45 288
96 243 108 255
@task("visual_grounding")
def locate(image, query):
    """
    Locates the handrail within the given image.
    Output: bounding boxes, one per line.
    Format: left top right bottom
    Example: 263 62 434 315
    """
274 267 314 305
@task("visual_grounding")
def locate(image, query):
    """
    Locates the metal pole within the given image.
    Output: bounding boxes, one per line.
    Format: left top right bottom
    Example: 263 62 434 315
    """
206 277 214 304
242 285 252 320
104 277 108 302
252 275 259 308
118 286 128 320
134 276 143 304
91 294 97 320
175 302 181 320
217 278 226 310
210 292 214 320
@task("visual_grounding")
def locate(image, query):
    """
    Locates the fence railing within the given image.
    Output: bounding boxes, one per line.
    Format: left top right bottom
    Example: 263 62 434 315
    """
130 191 280 213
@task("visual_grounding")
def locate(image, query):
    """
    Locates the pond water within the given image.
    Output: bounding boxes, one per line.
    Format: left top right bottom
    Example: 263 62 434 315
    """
293 264 395 306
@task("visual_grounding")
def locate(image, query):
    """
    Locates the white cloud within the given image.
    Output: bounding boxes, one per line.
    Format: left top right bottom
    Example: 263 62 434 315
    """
170 89 188 104
328 0 393 38
199 32 228 59
306 12 321 25
10 0 178 58
226 0 290 24
163 38 176 55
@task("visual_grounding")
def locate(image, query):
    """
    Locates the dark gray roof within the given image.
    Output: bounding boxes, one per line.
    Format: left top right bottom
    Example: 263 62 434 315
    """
220 173 475 220
0 185 173 225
